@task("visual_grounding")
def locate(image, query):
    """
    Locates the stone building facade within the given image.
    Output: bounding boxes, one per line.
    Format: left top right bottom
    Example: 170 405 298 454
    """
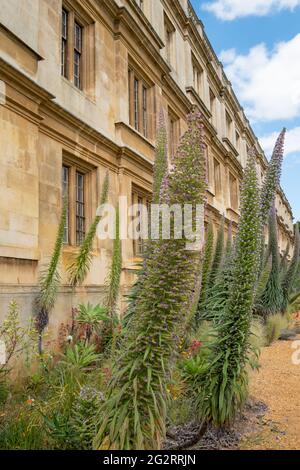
0 0 294 333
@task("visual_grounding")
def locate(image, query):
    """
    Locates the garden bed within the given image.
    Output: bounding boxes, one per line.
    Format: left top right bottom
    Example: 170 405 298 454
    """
165 337 300 450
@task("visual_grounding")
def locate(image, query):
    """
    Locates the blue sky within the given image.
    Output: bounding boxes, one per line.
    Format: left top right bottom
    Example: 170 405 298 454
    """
191 0 300 221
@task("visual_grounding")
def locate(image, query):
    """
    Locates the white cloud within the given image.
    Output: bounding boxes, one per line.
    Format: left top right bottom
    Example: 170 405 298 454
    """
202 0 300 20
220 34 300 122
259 127 300 156
219 48 236 63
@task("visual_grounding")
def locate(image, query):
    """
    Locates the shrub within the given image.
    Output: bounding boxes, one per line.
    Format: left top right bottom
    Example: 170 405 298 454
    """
264 314 288 346
249 317 266 350
0 300 36 395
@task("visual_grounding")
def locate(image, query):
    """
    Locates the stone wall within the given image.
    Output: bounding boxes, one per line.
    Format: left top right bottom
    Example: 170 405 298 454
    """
0 0 294 337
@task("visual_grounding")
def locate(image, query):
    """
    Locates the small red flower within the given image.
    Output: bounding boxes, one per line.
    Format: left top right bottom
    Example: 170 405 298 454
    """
26 398 34 406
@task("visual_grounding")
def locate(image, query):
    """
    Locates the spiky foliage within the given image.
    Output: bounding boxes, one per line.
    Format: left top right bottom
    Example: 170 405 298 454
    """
224 222 233 265
122 263 144 329
281 224 300 313
279 243 290 275
260 129 286 226
196 151 261 425
68 172 109 286
196 222 214 324
93 111 206 450
105 205 122 317
258 128 286 275
265 313 288 346
35 196 67 352
258 207 283 317
255 254 272 306
199 220 232 324
207 218 224 289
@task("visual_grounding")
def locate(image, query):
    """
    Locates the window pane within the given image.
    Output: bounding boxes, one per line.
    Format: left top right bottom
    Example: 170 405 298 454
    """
62 166 69 244
74 22 82 52
74 51 80 88
230 174 238 210
134 78 139 130
61 9 68 78
62 9 68 39
76 172 85 245
142 86 147 137
214 159 221 197
168 115 177 158
74 22 82 89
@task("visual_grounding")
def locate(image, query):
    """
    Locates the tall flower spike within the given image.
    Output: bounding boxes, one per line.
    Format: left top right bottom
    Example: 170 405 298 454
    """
207 216 225 289
260 128 286 227
94 110 206 450
258 128 286 277
281 224 300 313
258 205 283 317
153 108 168 205
196 220 214 325
196 148 261 425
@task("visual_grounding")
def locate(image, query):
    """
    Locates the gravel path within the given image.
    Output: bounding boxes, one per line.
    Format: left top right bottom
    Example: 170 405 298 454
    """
241 337 300 450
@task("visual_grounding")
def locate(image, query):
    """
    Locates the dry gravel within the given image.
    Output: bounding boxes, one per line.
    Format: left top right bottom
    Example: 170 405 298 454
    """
241 337 300 450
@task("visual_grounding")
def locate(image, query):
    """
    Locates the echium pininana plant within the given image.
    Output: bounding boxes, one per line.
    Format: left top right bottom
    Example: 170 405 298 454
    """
93 111 206 450
258 206 283 318
258 129 286 273
207 217 224 290
224 221 233 265
153 109 168 205
196 150 261 425
105 204 122 356
281 224 300 313
68 172 109 286
105 204 122 318
260 129 286 225
123 110 169 329
35 196 68 353
198 218 226 323
196 221 214 325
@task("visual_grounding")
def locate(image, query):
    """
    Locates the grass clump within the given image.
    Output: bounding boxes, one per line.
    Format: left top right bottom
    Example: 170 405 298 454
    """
264 314 288 346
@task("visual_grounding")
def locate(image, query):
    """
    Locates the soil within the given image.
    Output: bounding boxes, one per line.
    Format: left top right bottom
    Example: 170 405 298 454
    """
165 337 300 450
241 336 300 450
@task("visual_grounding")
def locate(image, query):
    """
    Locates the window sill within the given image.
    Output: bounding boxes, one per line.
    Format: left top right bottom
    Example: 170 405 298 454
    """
226 207 240 217
0 246 40 261
206 187 215 197
115 121 155 148
61 76 96 103
222 137 239 157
